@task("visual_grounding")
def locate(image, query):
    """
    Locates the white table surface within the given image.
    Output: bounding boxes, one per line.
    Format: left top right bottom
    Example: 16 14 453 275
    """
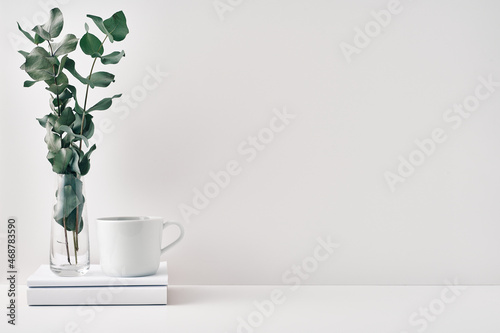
2 284 500 333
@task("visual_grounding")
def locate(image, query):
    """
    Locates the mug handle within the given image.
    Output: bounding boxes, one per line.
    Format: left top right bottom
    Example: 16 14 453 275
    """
161 221 185 256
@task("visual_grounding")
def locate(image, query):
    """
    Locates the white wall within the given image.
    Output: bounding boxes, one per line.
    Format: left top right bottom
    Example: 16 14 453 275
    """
1 0 500 285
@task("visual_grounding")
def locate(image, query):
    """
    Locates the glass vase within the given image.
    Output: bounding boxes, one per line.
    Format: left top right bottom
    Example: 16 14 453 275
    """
50 173 90 276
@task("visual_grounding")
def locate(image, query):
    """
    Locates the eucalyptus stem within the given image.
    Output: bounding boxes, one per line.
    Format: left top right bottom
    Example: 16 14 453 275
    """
78 58 97 150
62 215 71 264
74 202 80 260
75 204 80 263
75 206 80 252
73 230 78 264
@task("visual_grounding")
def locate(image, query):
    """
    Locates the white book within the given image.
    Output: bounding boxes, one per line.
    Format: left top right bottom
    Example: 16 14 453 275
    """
27 262 168 305
27 285 167 305
27 262 168 287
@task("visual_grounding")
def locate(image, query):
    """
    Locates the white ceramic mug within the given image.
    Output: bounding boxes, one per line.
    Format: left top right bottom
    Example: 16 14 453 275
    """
96 216 184 277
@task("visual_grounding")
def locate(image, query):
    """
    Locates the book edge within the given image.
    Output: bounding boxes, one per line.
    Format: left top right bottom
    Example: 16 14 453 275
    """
27 285 168 306
27 262 168 287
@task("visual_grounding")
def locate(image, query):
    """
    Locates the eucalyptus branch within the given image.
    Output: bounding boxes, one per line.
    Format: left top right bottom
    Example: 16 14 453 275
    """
62 216 71 264
17 8 128 269
50 36 71 264
79 35 108 151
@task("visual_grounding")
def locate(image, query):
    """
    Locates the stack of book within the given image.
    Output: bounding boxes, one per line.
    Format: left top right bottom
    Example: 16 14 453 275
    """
27 262 168 305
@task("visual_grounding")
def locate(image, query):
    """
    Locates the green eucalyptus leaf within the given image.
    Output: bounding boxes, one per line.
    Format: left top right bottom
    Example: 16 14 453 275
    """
84 118 94 139
24 80 37 87
54 184 80 221
73 113 94 139
64 59 92 87
52 89 72 111
79 144 96 176
52 34 78 56
80 32 103 57
84 23 89 32
17 22 35 43
31 25 51 41
47 56 59 66
86 14 111 41
52 147 73 173
56 174 84 204
55 107 75 130
49 96 57 112
58 88 73 102
37 113 57 128
100 50 125 65
59 125 89 147
18 50 29 58
53 174 85 231
44 123 62 152
42 8 64 39
89 71 114 87
45 71 69 95
69 148 81 175
57 55 68 77
23 47 54 81
87 94 121 112
78 159 90 177
34 33 45 45
103 11 129 42
26 46 51 57
47 150 56 164
71 143 84 159
66 85 84 113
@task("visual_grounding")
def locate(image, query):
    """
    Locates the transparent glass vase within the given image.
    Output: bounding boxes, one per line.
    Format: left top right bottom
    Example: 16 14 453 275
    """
50 174 90 276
